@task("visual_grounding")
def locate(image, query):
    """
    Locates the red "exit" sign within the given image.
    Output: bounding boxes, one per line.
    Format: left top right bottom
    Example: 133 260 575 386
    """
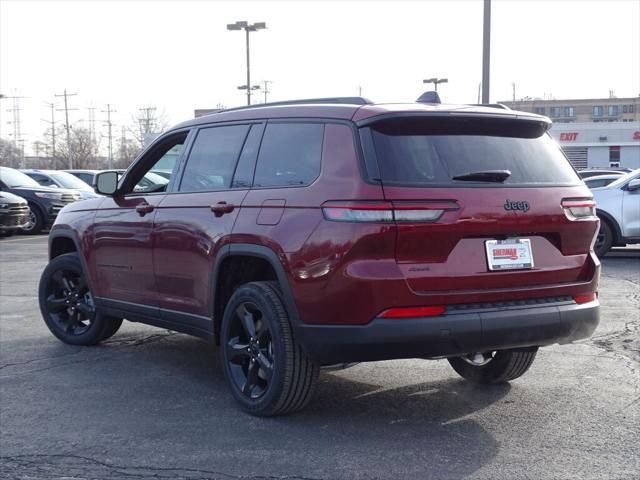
560 132 579 141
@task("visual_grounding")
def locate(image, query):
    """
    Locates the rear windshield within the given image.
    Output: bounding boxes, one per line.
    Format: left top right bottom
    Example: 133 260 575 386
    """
367 116 580 186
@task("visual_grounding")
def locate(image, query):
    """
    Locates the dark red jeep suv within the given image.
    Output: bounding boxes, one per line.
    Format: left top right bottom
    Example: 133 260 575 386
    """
38 96 600 416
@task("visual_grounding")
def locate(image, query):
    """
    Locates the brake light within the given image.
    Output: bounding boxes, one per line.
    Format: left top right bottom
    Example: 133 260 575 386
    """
574 293 597 304
562 198 596 219
322 201 458 223
379 305 446 318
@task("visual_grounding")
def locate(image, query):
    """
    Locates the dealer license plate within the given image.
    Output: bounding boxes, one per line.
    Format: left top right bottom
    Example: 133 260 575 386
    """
485 238 534 271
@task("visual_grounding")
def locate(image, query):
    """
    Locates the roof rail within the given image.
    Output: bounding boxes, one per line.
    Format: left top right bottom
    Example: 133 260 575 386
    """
220 97 373 113
472 103 511 110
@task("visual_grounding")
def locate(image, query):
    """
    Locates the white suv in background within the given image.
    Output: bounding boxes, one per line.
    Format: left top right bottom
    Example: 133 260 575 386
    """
592 169 640 256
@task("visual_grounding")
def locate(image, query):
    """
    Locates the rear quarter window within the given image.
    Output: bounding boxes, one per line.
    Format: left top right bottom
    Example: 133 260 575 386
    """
253 123 324 188
367 116 580 186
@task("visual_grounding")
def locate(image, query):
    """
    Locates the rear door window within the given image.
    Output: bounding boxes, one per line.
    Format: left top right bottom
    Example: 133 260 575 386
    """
253 123 324 188
367 117 580 186
179 125 250 192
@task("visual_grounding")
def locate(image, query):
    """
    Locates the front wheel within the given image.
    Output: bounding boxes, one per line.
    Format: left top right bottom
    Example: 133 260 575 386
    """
20 205 44 235
448 348 538 384
38 253 122 345
221 281 318 416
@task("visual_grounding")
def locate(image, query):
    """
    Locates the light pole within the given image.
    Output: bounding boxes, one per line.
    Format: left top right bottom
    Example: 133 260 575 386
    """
482 0 491 103
227 20 266 106
423 77 448 92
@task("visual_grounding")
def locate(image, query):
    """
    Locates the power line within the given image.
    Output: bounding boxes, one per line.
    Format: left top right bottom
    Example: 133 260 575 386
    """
102 104 116 169
55 89 78 169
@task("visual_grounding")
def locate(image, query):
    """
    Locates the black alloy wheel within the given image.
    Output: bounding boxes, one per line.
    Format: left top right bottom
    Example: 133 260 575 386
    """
221 281 318 416
45 268 95 336
39 253 122 345
226 301 274 400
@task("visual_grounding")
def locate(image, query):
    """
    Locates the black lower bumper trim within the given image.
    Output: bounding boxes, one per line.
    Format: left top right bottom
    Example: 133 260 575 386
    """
297 301 599 365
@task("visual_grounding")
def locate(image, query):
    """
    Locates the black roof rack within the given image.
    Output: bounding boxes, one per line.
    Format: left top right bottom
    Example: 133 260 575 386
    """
221 97 373 113
472 103 511 110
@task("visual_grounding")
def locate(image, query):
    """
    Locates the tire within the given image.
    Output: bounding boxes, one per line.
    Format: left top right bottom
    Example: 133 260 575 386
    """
221 281 319 416
38 253 122 346
594 218 613 257
448 348 538 384
20 205 44 235
99 317 124 341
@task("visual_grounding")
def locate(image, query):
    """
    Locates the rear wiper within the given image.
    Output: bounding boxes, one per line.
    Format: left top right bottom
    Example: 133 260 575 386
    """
452 170 511 182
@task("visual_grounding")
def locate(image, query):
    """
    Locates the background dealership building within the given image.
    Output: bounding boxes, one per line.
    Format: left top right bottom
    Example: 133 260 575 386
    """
502 96 640 170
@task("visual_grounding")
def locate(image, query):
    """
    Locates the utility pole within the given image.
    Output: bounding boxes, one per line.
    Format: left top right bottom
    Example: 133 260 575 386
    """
1 93 28 167
55 89 78 169
87 106 97 142
42 102 59 161
261 80 273 103
481 0 491 103
358 85 363 97
102 104 116 169
512 82 516 102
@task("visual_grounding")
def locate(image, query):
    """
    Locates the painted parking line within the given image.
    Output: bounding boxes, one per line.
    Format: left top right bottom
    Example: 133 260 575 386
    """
0 236 49 244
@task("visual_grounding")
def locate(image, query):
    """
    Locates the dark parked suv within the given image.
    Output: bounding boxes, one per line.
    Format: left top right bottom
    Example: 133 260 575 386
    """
0 167 81 234
38 96 600 416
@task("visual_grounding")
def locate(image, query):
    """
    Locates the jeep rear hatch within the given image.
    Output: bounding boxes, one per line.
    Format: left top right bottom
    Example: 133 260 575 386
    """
359 115 599 297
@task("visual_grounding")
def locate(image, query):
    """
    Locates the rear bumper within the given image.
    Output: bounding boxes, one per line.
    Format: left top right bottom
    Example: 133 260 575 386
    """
297 300 599 365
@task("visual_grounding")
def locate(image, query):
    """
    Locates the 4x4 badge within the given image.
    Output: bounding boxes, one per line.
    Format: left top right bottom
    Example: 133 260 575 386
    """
504 200 530 212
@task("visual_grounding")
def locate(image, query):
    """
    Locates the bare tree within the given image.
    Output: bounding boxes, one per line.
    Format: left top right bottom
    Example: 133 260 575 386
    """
55 127 99 169
115 135 142 169
131 106 168 148
0 138 22 168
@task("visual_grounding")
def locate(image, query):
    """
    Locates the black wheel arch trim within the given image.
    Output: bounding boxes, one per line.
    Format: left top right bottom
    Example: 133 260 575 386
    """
212 243 306 348
47 230 96 295
596 210 622 244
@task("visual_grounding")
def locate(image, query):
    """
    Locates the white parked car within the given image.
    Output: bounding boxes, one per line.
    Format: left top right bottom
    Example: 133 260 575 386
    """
592 169 640 256
583 174 621 189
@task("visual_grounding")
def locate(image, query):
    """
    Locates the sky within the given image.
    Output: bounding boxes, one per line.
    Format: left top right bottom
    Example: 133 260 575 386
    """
1 0 639 155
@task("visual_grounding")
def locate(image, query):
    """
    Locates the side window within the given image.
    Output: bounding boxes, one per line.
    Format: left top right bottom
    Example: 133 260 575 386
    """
32 174 55 187
124 133 187 194
179 125 250 192
231 124 264 188
253 123 324 188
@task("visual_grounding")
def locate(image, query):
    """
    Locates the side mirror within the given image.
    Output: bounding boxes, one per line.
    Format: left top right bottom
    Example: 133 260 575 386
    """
94 171 119 196
627 179 640 192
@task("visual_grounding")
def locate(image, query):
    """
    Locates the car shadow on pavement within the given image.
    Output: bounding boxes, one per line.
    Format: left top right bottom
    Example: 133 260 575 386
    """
2 330 508 479
119 332 509 478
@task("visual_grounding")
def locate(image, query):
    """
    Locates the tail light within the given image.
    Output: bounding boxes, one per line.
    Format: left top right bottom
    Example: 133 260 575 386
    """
322 201 458 223
562 198 596 220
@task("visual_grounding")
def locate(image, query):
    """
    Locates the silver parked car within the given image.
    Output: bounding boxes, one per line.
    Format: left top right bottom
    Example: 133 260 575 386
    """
592 169 640 256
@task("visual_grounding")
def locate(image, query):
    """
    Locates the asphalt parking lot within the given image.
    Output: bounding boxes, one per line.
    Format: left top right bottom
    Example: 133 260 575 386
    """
0 235 638 480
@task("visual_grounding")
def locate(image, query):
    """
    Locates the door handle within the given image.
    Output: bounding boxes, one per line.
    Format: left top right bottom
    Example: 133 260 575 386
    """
136 203 155 216
211 201 235 217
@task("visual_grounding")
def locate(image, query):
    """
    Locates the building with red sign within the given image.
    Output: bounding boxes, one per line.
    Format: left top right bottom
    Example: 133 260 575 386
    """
548 122 639 169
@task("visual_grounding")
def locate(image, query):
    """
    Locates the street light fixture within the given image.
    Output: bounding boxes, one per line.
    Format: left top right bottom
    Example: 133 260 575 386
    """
423 77 448 92
227 20 267 106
